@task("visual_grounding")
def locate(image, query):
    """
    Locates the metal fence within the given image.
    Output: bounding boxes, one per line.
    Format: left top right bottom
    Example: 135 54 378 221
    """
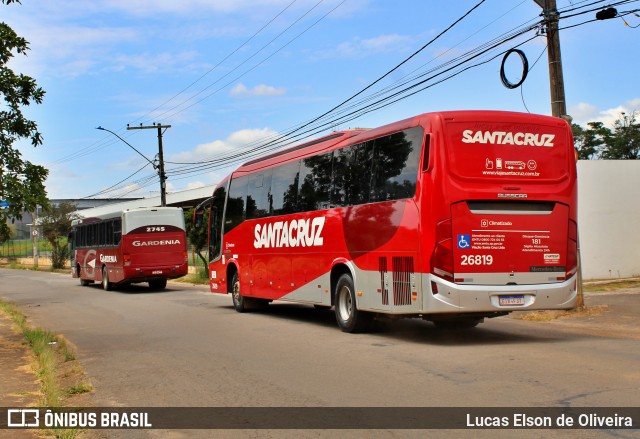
1 239 207 273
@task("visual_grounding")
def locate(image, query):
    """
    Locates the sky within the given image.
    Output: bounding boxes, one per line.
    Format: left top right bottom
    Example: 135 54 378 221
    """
4 0 639 200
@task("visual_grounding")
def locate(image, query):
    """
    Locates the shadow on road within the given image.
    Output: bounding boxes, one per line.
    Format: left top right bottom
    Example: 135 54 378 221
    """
78 283 178 295
216 301 581 346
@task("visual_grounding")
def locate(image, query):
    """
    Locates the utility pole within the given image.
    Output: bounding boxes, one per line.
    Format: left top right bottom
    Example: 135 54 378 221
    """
534 0 568 119
32 206 38 269
127 123 171 207
535 0 584 309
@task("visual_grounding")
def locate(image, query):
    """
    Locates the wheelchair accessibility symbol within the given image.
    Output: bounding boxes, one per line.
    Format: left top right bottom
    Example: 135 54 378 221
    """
457 234 471 249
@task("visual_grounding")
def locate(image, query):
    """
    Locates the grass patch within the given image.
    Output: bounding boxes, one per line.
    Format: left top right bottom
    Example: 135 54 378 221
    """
0 299 92 438
0 260 70 274
65 382 93 396
516 304 609 322
583 279 640 292
173 267 209 285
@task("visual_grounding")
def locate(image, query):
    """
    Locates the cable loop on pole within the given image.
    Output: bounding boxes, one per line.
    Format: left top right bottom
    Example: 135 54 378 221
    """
500 48 529 89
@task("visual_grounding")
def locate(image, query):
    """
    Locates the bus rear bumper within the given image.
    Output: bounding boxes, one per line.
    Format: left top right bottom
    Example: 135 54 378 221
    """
423 274 578 314
123 264 188 282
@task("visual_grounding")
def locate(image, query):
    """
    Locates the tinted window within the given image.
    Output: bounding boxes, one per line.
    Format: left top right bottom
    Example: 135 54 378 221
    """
331 141 374 207
226 176 248 233
271 161 300 215
331 146 352 207
299 153 332 212
247 171 273 219
210 185 226 260
114 219 122 245
370 127 423 202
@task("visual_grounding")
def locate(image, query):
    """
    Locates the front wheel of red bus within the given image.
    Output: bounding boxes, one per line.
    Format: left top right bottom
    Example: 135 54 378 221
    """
231 272 268 312
102 267 112 291
231 272 249 313
334 273 373 333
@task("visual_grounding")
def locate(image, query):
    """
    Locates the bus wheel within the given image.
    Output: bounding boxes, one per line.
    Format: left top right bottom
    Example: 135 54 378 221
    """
334 273 372 333
149 279 167 290
78 266 91 286
102 267 112 291
231 272 248 313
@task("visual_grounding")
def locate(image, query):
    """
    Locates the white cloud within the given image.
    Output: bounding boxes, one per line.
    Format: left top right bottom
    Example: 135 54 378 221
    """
569 98 640 127
169 127 280 163
230 83 287 97
314 34 413 60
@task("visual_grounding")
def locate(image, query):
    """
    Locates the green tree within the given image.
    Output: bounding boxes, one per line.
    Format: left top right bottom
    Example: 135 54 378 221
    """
571 122 605 159
184 207 209 272
40 202 79 269
601 111 640 159
572 111 640 160
1 0 49 242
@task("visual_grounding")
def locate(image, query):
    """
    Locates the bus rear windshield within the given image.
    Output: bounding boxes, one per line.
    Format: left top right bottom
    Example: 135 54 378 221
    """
445 120 571 182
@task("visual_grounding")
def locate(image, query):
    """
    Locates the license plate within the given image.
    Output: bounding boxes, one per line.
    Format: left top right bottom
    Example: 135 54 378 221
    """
152 270 163 275
499 295 525 306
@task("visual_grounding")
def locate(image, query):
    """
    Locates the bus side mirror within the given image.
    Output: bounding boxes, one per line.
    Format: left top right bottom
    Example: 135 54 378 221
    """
194 210 204 228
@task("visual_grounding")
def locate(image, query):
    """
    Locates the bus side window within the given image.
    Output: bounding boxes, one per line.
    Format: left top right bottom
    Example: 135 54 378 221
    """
299 152 332 212
271 161 300 215
226 176 248 233
247 170 273 219
210 185 226 260
371 127 422 202
349 141 374 205
114 219 122 245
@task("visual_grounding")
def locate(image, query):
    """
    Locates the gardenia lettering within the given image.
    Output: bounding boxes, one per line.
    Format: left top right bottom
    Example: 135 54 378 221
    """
462 130 555 147
132 239 181 247
254 217 325 249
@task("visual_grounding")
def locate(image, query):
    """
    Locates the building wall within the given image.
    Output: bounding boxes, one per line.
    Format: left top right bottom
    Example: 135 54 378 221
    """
577 160 640 279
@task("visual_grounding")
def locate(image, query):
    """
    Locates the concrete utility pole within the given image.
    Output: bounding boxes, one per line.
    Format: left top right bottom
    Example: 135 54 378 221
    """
127 123 171 207
534 0 568 119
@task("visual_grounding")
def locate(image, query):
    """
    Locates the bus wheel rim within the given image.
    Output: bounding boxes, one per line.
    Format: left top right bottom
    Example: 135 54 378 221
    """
338 286 352 321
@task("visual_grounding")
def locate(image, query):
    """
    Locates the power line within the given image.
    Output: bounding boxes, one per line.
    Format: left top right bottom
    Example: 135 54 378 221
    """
131 0 300 127
83 0 629 195
153 0 346 124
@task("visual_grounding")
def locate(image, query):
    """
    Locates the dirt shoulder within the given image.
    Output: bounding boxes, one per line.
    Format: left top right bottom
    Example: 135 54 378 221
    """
0 314 41 438
512 280 640 338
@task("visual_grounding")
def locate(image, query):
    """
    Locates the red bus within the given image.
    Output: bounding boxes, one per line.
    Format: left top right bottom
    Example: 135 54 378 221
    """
71 207 188 290
196 110 578 332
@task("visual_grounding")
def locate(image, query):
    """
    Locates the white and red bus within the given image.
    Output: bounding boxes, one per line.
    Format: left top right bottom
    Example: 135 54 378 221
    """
71 207 188 290
196 110 578 332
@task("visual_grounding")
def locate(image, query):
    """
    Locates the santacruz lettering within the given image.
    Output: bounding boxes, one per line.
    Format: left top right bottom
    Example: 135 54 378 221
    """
461 130 555 147
132 239 181 247
254 217 325 249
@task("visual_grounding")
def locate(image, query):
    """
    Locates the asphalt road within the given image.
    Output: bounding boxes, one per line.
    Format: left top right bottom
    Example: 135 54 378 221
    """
1 268 639 439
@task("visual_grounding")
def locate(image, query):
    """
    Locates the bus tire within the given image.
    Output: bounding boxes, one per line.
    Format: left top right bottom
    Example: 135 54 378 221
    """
334 273 372 333
102 267 112 291
149 279 167 290
231 272 248 313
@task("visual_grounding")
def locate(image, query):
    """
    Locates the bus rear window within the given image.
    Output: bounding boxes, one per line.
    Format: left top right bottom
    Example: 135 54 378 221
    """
445 121 571 182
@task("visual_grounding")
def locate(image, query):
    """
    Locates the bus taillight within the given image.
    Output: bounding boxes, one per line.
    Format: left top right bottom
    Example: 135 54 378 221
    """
183 251 188 263
431 218 454 282
123 253 131 267
566 219 578 278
